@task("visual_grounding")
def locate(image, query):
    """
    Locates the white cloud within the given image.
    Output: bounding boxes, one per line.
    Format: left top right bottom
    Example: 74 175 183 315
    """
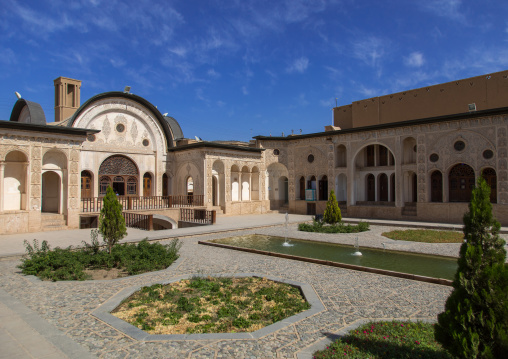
421 0 466 22
207 69 220 78
286 57 309 74
242 86 249 95
352 36 387 68
404 52 425 67
323 65 341 77
169 47 188 57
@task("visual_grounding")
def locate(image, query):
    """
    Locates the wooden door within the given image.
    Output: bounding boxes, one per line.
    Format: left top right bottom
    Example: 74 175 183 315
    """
81 171 92 198
143 174 152 197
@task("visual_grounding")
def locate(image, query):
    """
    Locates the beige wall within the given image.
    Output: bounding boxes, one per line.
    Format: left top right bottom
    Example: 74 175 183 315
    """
334 70 508 129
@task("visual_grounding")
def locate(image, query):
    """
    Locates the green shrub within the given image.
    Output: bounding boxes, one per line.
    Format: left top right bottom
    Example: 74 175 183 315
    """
323 190 341 224
99 186 127 254
435 177 508 358
18 237 181 281
298 221 369 233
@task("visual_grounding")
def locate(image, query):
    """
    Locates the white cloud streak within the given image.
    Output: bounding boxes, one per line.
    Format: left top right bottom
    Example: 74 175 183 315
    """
421 0 466 23
404 52 425 68
286 57 309 74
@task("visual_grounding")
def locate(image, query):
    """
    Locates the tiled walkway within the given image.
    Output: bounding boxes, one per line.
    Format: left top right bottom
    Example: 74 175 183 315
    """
0 214 505 359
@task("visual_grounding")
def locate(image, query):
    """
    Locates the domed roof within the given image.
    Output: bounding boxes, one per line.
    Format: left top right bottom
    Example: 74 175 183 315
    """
9 99 47 125
66 91 184 148
163 115 183 140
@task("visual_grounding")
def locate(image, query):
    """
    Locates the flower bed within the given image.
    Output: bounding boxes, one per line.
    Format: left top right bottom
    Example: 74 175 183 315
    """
112 276 310 334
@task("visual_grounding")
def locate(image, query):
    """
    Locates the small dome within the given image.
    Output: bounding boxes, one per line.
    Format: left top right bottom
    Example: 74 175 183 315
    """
9 99 47 125
163 115 184 140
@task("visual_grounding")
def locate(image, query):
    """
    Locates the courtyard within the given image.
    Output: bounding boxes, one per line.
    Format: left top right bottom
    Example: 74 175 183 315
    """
1 214 507 359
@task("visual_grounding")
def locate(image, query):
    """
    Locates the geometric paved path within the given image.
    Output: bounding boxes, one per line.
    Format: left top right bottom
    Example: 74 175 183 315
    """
0 220 464 359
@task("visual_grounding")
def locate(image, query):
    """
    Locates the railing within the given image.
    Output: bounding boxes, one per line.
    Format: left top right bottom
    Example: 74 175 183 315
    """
123 212 153 231
82 195 204 213
180 208 216 225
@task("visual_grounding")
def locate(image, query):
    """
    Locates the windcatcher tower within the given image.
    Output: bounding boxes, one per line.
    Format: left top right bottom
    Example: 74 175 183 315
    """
54 77 81 122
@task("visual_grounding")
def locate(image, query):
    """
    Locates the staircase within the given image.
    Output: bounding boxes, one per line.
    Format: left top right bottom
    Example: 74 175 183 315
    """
41 213 67 231
210 206 224 216
402 202 417 216
278 203 289 213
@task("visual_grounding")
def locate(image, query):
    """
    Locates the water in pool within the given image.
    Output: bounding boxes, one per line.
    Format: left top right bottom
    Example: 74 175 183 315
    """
211 234 458 280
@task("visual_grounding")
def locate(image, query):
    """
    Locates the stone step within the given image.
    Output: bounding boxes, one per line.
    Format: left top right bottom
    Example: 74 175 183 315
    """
41 213 67 230
42 224 67 231
41 213 65 221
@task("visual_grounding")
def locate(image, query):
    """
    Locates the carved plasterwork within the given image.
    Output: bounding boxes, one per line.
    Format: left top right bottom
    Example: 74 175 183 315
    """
72 98 167 156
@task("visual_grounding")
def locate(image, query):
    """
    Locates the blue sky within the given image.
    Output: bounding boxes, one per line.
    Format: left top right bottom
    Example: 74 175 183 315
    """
1 0 508 142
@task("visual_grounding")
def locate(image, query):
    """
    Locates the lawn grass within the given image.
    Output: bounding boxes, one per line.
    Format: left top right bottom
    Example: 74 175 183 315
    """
299 220 369 234
382 229 464 243
18 237 181 281
112 276 310 334
313 320 451 359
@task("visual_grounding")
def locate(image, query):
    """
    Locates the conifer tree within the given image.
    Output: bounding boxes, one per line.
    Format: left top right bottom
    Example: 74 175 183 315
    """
99 186 127 254
435 177 508 358
323 190 342 224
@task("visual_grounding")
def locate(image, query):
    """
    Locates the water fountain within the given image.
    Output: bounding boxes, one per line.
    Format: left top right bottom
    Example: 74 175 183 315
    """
352 236 362 256
210 234 458 280
282 212 293 247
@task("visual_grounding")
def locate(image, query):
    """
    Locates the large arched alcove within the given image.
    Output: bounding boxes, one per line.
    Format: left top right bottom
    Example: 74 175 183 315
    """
42 171 61 213
266 162 288 209
353 143 395 205
98 155 139 196
3 151 28 211
42 150 67 214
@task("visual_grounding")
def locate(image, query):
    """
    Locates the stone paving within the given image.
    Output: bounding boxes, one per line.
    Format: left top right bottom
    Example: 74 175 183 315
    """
1 222 489 359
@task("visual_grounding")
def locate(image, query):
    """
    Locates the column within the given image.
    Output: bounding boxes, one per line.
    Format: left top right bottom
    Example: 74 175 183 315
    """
0 162 4 212
248 172 252 201
23 163 29 210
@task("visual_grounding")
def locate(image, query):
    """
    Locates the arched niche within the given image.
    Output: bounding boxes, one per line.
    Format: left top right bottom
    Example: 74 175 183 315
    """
336 145 347 167
266 162 288 206
3 151 28 211
42 171 61 213
402 137 417 164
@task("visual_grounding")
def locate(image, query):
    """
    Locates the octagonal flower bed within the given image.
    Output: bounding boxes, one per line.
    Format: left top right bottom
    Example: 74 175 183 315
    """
112 276 310 334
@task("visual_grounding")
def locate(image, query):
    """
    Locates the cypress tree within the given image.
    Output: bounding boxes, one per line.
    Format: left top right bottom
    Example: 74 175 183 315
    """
435 177 508 358
99 186 127 254
323 190 342 224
